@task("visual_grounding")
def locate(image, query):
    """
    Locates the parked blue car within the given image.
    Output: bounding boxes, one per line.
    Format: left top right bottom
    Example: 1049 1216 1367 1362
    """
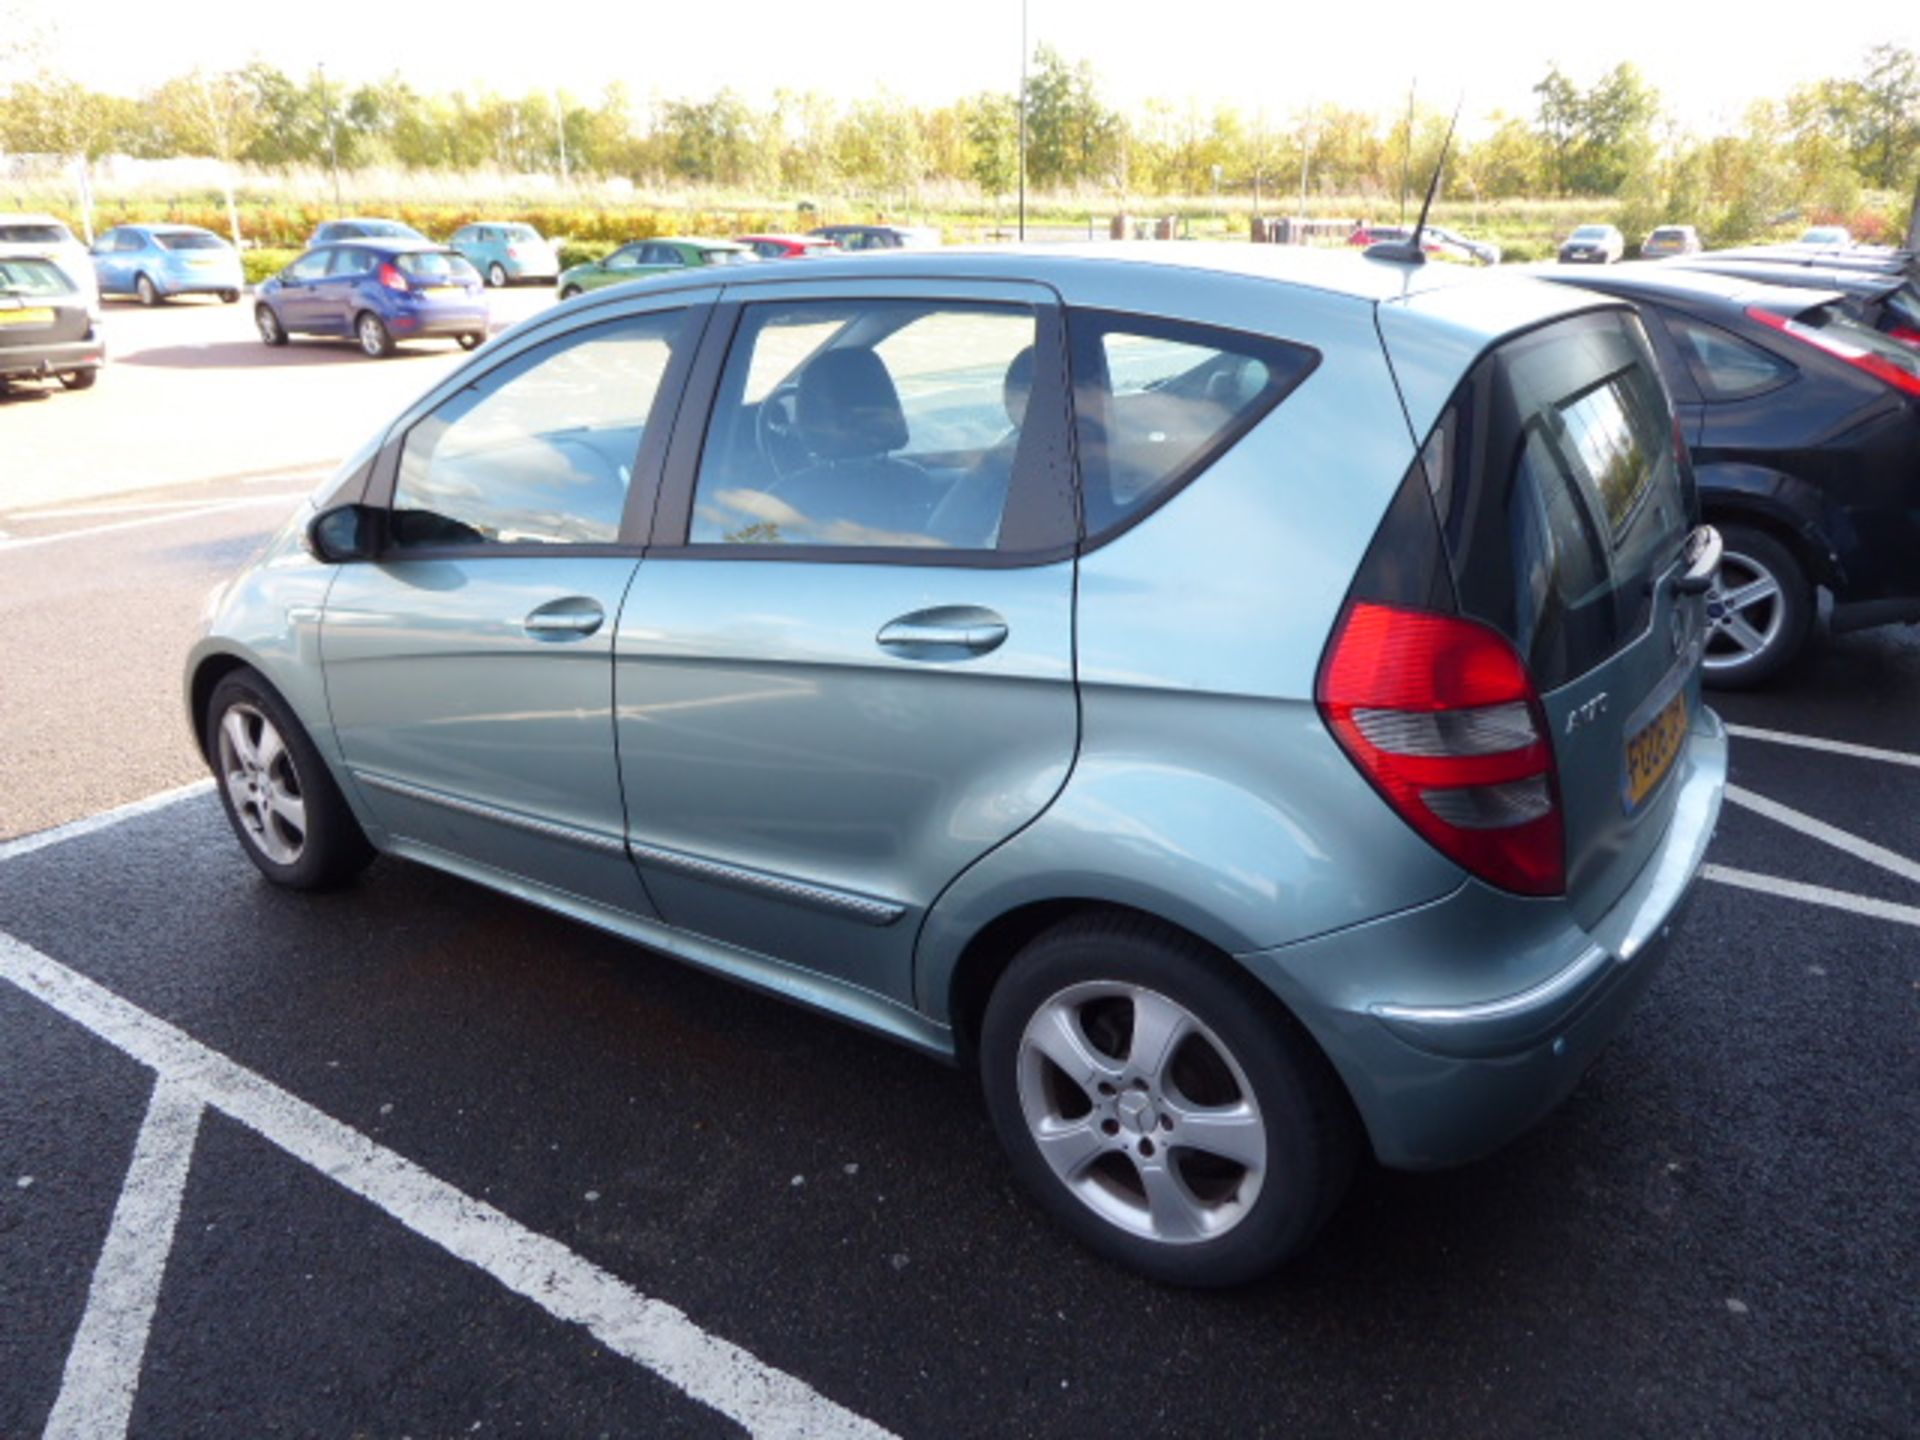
449 221 560 287
90 224 243 305
254 240 488 358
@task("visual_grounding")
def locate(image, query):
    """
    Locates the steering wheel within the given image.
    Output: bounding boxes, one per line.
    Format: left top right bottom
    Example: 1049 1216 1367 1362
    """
754 380 814 482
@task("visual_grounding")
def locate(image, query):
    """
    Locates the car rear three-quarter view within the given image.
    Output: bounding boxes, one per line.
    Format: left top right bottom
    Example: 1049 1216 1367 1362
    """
186 246 1726 1287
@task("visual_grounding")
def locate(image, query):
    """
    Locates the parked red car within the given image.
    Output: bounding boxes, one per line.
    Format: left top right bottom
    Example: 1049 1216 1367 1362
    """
734 233 838 260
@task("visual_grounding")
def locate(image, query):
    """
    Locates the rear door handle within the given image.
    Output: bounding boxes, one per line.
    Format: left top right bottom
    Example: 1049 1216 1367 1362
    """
876 605 1008 659
523 597 605 639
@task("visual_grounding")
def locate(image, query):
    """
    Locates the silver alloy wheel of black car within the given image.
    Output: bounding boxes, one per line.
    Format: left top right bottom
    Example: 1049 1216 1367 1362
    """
1016 980 1267 1244
215 702 306 867
1703 546 1787 675
357 312 394 358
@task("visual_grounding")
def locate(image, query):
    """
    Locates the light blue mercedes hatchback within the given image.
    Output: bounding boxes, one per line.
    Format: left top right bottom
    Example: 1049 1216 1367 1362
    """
188 244 1727 1285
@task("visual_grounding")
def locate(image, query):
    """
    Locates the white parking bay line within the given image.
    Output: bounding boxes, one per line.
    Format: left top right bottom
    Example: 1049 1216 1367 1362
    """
43 1080 204 1440
1725 784 1920 888
1703 864 1920 929
0 934 896 1440
0 780 214 865
0 497 302 555
9 494 310 522
1727 723 1920 772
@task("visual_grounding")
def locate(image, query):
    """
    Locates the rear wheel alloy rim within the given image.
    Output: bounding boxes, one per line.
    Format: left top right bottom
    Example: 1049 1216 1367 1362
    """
1703 550 1784 670
359 316 384 355
1016 981 1266 1245
256 307 280 342
216 704 306 866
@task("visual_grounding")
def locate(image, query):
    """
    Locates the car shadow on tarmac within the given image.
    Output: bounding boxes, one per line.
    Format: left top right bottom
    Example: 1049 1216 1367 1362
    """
115 340 472 370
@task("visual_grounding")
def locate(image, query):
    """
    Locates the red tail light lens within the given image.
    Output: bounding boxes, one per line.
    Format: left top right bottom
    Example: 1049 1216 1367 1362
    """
1890 325 1920 348
507 245 521 258
378 262 408 292
1318 602 1565 895
1747 305 1920 397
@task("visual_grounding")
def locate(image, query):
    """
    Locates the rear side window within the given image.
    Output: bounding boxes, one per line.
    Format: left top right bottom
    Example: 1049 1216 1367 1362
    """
1067 309 1317 540
1424 308 1692 689
1664 313 1795 399
397 251 479 284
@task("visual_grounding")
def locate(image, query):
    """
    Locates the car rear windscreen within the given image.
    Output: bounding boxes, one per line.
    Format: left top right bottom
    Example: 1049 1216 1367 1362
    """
397 252 479 283
1420 308 1692 688
0 224 70 245
157 232 225 251
0 258 76 295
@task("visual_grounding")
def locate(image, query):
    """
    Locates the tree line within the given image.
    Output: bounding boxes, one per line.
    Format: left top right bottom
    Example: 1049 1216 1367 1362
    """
2 42 1915 217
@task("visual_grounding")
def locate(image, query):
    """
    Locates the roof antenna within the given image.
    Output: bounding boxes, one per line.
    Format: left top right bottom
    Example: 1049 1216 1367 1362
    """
1367 98 1463 265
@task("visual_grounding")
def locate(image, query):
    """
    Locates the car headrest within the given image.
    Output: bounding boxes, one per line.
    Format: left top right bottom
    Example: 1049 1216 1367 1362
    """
795 349 909 460
1003 345 1035 428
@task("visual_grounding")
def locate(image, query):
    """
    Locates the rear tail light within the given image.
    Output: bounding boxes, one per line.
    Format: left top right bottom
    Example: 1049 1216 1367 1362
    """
377 262 408 292
1318 602 1565 895
1889 325 1920 348
1747 305 1920 398
507 245 521 258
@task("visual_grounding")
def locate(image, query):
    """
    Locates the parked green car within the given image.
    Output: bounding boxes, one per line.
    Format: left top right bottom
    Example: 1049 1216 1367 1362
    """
556 237 754 298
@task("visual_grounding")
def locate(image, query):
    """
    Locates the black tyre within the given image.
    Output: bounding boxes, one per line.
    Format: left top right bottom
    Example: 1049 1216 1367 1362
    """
58 368 97 390
559 284 582 300
136 273 161 306
355 310 396 358
980 913 1357 1286
219 288 241 304
488 262 508 288
205 670 374 891
256 304 288 346
457 331 483 351
1703 522 1813 689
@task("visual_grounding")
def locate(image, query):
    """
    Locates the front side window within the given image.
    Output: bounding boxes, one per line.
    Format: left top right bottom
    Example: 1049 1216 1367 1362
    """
605 246 646 271
689 299 1039 550
390 310 689 548
287 251 333 281
1068 310 1317 539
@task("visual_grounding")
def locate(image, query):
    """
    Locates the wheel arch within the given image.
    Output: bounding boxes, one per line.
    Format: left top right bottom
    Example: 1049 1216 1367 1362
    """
1695 464 1845 590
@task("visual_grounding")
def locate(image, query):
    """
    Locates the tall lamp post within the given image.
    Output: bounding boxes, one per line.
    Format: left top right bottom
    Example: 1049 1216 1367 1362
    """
1017 0 1028 241
318 62 341 212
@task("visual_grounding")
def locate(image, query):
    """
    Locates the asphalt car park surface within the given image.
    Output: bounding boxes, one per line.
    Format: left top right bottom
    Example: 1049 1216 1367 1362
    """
4 300 1918 1438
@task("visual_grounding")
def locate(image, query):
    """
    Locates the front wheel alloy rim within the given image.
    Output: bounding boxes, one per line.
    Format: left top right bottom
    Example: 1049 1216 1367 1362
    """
1016 981 1266 1245
1703 549 1785 670
216 703 307 866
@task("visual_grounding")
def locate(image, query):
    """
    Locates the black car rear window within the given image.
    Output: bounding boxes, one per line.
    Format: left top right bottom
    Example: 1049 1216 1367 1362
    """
0 258 76 295
1422 308 1692 689
0 224 69 244
157 232 224 251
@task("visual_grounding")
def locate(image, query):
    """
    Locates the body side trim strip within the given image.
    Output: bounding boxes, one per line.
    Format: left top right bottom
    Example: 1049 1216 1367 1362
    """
353 771 629 858
626 838 906 927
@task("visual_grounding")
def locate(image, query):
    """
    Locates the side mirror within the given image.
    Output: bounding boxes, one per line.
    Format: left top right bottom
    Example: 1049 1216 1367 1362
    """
306 503 380 563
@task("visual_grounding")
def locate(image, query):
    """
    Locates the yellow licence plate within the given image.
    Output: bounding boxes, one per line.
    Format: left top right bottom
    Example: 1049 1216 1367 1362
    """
0 307 53 325
424 286 463 298
1624 690 1689 812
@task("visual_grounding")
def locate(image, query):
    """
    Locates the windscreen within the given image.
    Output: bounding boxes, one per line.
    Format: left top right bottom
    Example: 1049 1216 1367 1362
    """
157 232 224 251
397 251 480 283
1422 308 1693 689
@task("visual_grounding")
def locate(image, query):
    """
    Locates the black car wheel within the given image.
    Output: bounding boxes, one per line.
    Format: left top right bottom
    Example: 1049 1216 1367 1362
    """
559 285 582 300
205 670 374 891
457 332 483 351
980 913 1357 1286
1702 522 1813 689
58 369 97 390
256 304 288 346
219 288 241 304
355 311 396 358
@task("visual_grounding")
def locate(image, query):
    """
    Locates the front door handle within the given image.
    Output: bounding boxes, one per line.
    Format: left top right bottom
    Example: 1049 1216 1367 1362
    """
523 597 605 639
876 605 1008 659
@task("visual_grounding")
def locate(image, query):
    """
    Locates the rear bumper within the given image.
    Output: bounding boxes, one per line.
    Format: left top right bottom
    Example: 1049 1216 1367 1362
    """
387 305 488 338
1239 707 1728 1169
0 338 105 379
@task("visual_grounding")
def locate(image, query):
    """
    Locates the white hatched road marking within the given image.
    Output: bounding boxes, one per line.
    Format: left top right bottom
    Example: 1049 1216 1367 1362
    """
42 1080 203 1440
0 933 896 1440
1724 784 1920 888
1726 723 1920 772
1702 865 1920 929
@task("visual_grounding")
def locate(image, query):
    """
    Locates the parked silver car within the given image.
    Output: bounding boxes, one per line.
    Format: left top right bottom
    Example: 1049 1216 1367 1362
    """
188 244 1727 1285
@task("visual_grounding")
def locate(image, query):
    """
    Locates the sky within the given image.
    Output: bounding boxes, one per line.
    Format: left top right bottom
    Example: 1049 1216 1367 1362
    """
7 0 1917 136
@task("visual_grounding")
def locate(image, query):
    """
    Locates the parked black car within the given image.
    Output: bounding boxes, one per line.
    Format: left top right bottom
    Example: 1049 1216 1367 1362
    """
1693 244 1918 284
1662 256 1920 346
0 255 103 394
1546 264 1920 686
806 224 940 251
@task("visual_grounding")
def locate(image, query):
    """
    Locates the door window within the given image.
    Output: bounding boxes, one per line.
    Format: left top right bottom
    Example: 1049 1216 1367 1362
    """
688 299 1039 550
286 251 333 281
1068 310 1318 539
329 247 376 276
390 310 691 548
